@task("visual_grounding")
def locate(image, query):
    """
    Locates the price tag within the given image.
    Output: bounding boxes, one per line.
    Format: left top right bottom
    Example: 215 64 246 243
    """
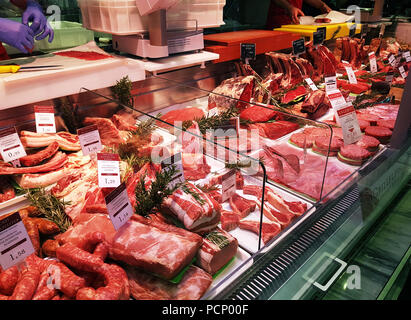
304 77 318 91
344 65 357 84
349 24 357 38
221 169 237 203
403 51 411 62
0 127 27 163
161 152 185 189
292 38 306 56
0 213 35 270
399 65 408 79
313 30 324 46
324 75 337 92
97 153 121 188
317 27 327 41
388 54 397 67
34 106 56 134
368 52 378 73
327 89 347 110
212 117 239 139
240 43 256 64
78 125 103 156
105 183 133 231
335 103 362 145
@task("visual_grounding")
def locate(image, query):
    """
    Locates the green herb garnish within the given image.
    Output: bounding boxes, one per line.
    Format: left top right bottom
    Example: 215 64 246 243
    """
112 76 133 109
181 184 206 205
25 188 72 232
204 231 230 249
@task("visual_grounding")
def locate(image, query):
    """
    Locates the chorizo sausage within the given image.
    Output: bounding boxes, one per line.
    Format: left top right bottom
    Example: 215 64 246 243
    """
9 268 41 300
0 266 20 296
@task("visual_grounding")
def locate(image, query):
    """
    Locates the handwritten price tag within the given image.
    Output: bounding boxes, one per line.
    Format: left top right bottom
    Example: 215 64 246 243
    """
78 125 103 156
221 169 237 203
368 52 378 74
0 127 27 164
304 77 318 91
97 153 121 188
105 183 133 231
0 213 35 270
34 106 56 134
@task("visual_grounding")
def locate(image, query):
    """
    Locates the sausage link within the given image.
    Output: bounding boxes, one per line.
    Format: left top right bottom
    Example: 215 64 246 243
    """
9 268 41 300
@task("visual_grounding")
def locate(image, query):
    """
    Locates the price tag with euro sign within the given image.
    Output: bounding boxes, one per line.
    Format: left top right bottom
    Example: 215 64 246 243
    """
0 127 27 165
78 125 103 156
34 106 56 134
292 38 306 56
221 169 237 203
105 182 134 231
0 212 35 270
241 43 256 64
97 153 121 189
368 52 378 74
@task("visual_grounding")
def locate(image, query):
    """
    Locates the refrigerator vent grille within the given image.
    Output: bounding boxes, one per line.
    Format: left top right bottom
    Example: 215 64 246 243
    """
227 185 360 301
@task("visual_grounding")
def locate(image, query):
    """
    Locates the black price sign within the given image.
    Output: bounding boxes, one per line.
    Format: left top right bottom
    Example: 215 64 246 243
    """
349 24 357 38
313 30 325 46
240 43 256 62
292 38 306 56
317 27 326 41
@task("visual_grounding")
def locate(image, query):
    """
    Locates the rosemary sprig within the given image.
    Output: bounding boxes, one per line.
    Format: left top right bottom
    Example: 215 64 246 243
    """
112 76 133 109
25 188 72 233
204 231 230 249
181 184 206 205
131 114 161 138
196 184 220 193
134 165 183 217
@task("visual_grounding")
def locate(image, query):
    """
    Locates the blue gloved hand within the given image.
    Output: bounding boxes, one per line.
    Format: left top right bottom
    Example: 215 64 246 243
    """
0 18 34 54
22 0 54 43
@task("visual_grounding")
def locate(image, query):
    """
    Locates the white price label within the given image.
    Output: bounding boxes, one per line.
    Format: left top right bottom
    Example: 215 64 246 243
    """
304 77 318 91
327 89 347 125
385 72 394 84
344 66 357 84
161 153 185 189
0 213 35 270
97 153 121 188
78 125 103 156
34 106 56 134
399 65 408 79
388 54 396 67
105 183 133 231
0 127 27 163
325 75 337 92
221 169 237 203
403 51 411 62
368 52 378 74
335 103 362 145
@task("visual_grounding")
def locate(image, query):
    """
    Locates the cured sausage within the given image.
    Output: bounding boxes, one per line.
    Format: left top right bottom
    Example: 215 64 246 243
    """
0 266 20 296
41 239 60 258
23 218 40 256
9 268 41 300
32 271 57 300
19 141 60 167
32 218 60 235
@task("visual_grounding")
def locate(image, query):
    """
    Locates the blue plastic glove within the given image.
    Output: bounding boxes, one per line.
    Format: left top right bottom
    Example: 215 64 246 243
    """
0 18 34 54
22 0 54 43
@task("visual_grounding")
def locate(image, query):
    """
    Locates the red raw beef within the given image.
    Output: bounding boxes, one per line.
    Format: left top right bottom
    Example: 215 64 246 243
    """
182 153 211 181
83 117 126 147
261 202 293 228
220 210 240 232
337 79 370 94
111 111 138 131
249 121 299 140
109 215 203 280
158 107 205 128
229 194 257 218
281 85 308 104
208 170 244 190
54 50 112 60
239 105 279 123
238 220 281 245
126 265 212 300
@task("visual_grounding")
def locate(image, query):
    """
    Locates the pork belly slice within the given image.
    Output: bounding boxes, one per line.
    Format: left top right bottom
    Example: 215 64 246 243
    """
126 265 212 300
208 170 244 190
196 227 239 275
109 215 203 280
162 183 221 234
229 193 257 219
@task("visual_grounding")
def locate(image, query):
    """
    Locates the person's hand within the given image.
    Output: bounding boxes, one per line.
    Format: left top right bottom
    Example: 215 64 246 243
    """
320 3 332 14
0 18 34 53
22 0 54 43
288 6 305 24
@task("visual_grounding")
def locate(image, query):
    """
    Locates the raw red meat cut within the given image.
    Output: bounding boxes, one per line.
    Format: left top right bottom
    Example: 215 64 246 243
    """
256 73 282 101
208 170 244 190
337 79 370 94
377 119 396 130
162 183 221 234
358 119 371 131
182 153 211 181
111 110 138 131
229 194 257 218
290 132 314 148
239 105 279 123
126 265 212 300
196 227 238 275
238 220 281 245
355 135 380 153
109 215 203 280
0 177 16 204
261 202 293 228
19 141 60 167
248 121 300 140
266 52 304 88
315 18 331 23
294 57 314 78
312 136 344 157
338 144 372 166
220 210 240 232
208 76 255 113
365 126 392 144
83 117 128 147
300 90 331 120
281 85 308 104
54 50 112 60
158 107 205 128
